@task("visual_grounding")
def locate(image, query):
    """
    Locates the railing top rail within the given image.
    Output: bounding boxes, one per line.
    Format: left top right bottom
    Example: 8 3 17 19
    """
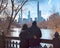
5 36 53 44
5 36 20 40
41 39 53 44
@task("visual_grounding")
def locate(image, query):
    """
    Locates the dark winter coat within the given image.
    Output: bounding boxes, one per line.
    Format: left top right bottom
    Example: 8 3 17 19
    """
28 25 42 46
19 30 29 48
53 37 60 48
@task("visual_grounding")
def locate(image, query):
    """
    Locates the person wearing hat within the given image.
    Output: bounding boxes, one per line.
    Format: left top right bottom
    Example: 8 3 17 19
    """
19 24 29 48
28 21 42 48
53 32 60 48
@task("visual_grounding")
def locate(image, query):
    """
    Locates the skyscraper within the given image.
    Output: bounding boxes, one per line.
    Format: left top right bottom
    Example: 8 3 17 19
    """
21 8 22 21
28 11 30 21
39 10 41 20
18 13 21 23
18 9 22 23
37 1 45 22
37 1 40 21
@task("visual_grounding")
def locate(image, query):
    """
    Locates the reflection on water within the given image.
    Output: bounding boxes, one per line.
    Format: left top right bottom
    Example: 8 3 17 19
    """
7 28 55 38
40 29 55 47
41 29 54 39
6 28 57 47
6 28 21 37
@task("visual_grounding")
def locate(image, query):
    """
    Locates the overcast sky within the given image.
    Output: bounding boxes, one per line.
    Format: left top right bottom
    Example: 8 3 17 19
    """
17 0 60 20
5 0 60 20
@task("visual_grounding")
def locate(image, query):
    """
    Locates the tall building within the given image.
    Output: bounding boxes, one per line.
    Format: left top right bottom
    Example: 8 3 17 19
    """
18 9 22 23
37 1 45 22
28 11 30 21
18 13 22 23
23 18 29 24
37 1 39 21
35 17 38 22
21 8 22 21
39 10 41 21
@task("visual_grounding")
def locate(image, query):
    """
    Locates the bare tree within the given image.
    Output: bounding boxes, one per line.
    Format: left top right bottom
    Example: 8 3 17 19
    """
0 0 8 13
0 0 28 33
5 0 28 33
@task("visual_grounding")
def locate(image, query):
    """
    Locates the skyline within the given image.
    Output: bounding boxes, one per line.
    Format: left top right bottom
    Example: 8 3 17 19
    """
17 0 60 20
1 0 60 20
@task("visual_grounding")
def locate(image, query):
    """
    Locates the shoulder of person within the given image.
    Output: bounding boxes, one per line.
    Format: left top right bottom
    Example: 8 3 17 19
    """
20 30 25 34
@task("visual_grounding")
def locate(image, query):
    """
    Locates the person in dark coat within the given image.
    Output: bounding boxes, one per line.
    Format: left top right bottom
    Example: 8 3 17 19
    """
53 32 60 48
19 24 29 48
28 21 42 48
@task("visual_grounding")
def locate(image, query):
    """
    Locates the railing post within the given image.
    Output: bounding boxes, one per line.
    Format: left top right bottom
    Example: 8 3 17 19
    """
19 36 20 48
44 45 47 48
16 42 18 48
19 42 21 48
0 32 5 48
2 32 5 48
49 45 53 48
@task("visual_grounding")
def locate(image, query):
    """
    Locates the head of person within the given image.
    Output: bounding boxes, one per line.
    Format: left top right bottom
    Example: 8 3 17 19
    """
54 32 59 38
32 21 37 26
22 24 28 30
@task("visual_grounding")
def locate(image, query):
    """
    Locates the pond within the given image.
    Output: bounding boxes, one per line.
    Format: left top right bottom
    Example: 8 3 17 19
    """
6 28 59 48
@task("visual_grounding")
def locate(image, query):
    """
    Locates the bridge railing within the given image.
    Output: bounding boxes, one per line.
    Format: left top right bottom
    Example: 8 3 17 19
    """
5 37 20 48
0 32 53 48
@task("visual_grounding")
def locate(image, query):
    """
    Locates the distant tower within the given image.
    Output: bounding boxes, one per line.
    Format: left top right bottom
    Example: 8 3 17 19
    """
21 8 22 21
18 14 21 23
37 1 39 21
39 10 41 20
28 11 30 22
37 1 41 22
18 14 20 23
18 9 22 23
35 17 38 22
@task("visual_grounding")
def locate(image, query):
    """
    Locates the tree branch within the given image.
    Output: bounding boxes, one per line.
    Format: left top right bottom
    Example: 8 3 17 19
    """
4 10 10 17
13 0 28 22
0 3 8 13
6 0 28 33
7 0 14 33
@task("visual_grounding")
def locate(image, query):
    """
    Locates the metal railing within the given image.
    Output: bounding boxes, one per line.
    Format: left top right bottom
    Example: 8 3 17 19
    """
5 37 20 48
0 32 54 48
